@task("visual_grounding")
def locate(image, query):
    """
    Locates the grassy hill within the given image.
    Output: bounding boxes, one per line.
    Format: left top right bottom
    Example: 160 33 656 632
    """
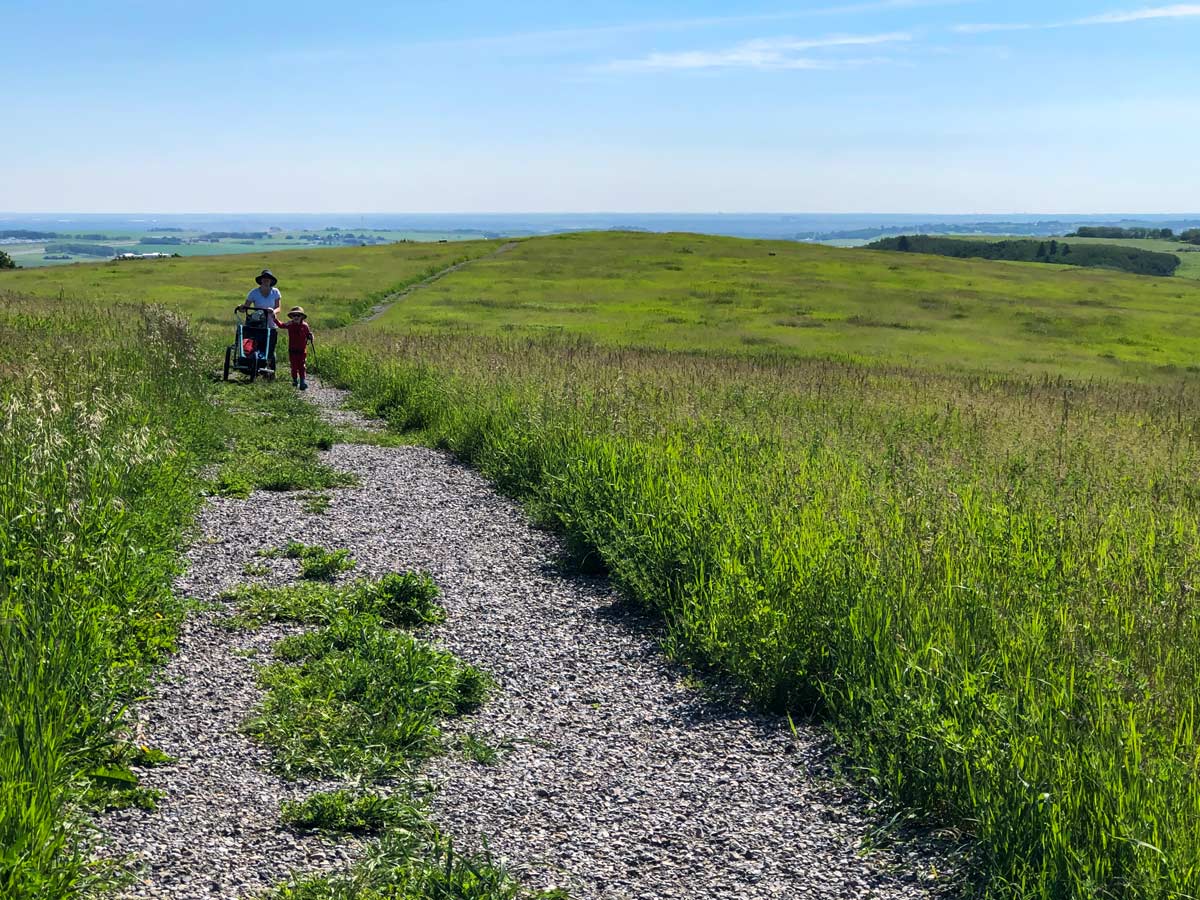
9 230 1200 380
0 239 499 332
358 230 1200 379
8 231 1200 897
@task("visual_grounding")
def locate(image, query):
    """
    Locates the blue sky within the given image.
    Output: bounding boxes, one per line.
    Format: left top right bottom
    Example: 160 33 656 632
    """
5 1 1199 213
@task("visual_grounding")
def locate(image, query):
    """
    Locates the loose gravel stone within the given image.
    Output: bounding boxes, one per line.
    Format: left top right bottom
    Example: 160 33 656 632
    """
96 380 950 899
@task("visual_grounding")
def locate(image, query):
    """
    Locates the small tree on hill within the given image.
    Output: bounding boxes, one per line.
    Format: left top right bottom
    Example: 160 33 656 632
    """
1049 239 1059 255
1061 243 1071 256
1036 242 1047 259
0 250 15 270
897 235 911 252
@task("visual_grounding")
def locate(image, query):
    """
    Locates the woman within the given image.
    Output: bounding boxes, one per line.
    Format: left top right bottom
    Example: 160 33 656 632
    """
239 269 282 325
236 269 283 370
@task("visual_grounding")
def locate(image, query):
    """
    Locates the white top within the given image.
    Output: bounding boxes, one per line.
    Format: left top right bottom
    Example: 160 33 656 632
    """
246 286 281 309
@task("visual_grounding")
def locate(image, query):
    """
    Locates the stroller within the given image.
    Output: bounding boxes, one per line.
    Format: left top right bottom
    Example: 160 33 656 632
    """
222 307 277 382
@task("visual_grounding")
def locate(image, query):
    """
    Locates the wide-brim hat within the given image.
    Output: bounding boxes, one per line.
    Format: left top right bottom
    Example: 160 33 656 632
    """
256 269 278 286
287 306 307 320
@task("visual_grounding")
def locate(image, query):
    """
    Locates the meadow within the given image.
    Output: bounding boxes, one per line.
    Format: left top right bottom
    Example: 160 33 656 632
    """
363 231 1200 379
7 231 1200 898
0 239 497 332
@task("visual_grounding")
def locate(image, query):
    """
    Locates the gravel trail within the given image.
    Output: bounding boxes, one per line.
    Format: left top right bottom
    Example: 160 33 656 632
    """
99 492 367 897
98 380 948 899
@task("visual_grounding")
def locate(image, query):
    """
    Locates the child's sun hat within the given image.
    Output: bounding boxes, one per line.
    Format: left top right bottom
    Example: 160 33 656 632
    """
287 306 307 320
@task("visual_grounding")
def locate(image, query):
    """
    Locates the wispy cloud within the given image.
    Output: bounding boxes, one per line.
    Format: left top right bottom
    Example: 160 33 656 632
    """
956 3 1200 34
1078 3 1200 24
607 32 912 72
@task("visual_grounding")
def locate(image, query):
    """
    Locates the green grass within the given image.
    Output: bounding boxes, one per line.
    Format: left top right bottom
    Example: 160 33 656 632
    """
319 270 1200 899
284 543 357 580
301 492 332 514
270 824 534 900
0 239 499 335
0 296 225 898
15 229 1200 898
281 790 424 835
247 608 487 779
212 387 357 498
221 572 445 630
458 733 510 766
354 230 1200 380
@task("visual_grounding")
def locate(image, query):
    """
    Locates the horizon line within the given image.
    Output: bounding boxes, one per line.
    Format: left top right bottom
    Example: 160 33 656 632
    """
5 210 1200 218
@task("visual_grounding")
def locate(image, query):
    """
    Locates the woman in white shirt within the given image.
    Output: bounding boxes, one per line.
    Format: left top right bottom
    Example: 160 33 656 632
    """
239 269 282 325
237 269 282 369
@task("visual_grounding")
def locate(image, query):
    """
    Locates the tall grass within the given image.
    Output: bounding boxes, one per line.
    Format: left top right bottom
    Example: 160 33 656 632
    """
0 296 222 897
318 334 1200 899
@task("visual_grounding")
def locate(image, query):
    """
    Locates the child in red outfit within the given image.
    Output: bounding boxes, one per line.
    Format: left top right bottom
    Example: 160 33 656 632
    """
278 306 314 390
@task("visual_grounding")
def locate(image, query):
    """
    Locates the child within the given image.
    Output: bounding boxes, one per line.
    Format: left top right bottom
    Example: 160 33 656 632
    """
278 306 314 390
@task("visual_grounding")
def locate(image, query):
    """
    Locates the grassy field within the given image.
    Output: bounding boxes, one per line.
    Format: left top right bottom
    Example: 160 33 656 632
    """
323 232 1200 898
9 231 1200 898
0 239 498 333
362 231 1200 380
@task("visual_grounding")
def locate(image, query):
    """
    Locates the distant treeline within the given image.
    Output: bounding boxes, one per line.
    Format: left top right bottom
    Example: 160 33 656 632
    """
139 237 184 245
868 235 1181 277
0 229 58 240
202 231 268 239
1068 226 1175 240
43 243 116 257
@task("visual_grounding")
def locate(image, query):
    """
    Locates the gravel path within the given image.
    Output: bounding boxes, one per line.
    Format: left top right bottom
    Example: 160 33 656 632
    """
99 493 367 897
98 381 949 899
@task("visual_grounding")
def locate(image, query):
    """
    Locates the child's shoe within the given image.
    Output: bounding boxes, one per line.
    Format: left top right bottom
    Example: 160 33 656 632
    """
300 380 308 391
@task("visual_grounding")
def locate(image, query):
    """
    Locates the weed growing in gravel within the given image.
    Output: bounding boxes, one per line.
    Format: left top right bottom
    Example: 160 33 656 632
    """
301 493 332 514
221 573 445 630
333 425 412 448
242 561 272 577
458 733 511 766
285 543 357 580
281 790 424 835
371 571 444 627
81 740 176 811
213 381 356 497
247 611 487 778
270 825 528 900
